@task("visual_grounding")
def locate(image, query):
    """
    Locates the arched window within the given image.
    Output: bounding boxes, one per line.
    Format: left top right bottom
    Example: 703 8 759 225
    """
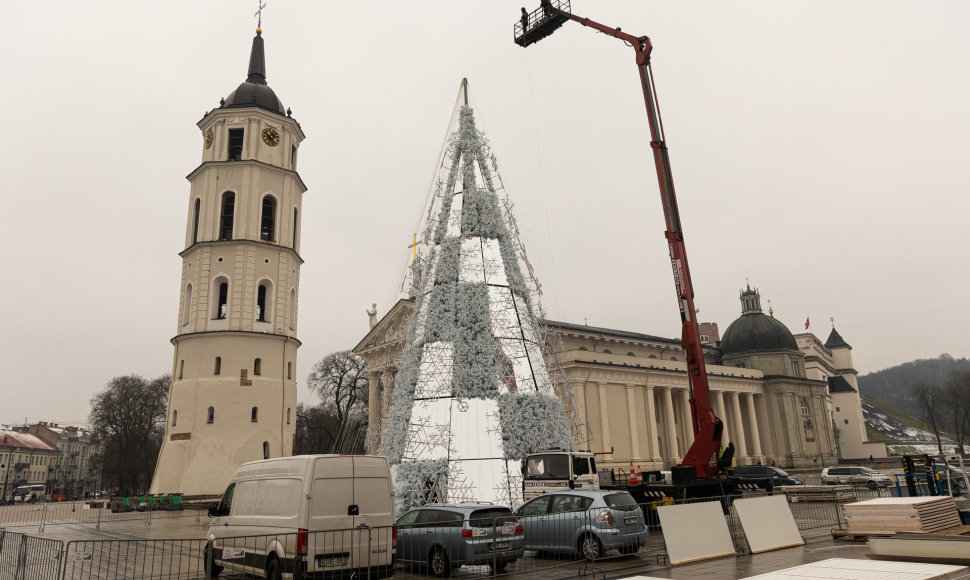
251 407 258 422
214 279 229 319
172 410 177 427
256 281 273 322
263 442 270 459
260 196 276 241
289 289 296 329
292 208 299 248
182 284 193 327
800 398 810 415
602 349 613 354
578 346 588 352
254 358 262 376
214 356 222 375
220 192 235 240
207 407 215 424
192 198 201 244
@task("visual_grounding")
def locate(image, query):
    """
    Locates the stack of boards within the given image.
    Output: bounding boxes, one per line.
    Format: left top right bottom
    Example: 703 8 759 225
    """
844 497 962 535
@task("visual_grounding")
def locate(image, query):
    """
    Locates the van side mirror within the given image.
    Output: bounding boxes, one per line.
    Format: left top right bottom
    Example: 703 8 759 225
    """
208 505 218 517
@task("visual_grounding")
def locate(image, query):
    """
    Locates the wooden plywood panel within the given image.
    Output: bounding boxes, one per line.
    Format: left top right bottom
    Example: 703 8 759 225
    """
735 495 804 554
657 501 735 565
743 557 969 579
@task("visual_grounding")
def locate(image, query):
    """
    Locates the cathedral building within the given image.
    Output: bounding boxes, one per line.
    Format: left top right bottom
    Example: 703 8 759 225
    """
151 28 305 495
357 285 886 472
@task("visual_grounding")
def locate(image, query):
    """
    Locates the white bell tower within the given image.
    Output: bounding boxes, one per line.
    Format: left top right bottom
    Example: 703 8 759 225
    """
150 27 306 495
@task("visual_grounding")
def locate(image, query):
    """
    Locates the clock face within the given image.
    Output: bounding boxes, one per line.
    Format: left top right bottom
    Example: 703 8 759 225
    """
203 129 213 149
262 127 280 146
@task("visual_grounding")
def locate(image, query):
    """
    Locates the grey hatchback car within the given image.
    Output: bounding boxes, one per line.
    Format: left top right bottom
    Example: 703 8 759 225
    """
514 490 648 560
396 503 525 577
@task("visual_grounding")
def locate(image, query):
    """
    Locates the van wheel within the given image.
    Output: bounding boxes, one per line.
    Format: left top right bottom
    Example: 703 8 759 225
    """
866 481 878 491
429 547 451 578
265 555 282 580
203 543 223 578
579 534 603 561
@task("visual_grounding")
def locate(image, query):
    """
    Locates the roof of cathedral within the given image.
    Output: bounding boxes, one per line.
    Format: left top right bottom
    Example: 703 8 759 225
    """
222 30 286 116
825 327 852 349
827 375 857 393
720 312 799 356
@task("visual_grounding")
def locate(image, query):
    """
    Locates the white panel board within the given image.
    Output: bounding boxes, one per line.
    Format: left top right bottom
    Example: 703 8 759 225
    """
734 495 804 554
742 557 969 579
657 501 735 565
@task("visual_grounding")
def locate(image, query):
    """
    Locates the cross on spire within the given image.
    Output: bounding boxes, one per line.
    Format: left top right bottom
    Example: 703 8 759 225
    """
255 0 267 32
408 233 422 261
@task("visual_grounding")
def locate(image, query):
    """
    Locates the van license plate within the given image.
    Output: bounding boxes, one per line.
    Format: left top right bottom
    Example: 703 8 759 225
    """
490 542 511 550
624 517 638 525
319 556 349 567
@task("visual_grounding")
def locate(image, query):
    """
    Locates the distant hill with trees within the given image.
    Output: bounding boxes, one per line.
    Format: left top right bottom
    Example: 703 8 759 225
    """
858 354 970 420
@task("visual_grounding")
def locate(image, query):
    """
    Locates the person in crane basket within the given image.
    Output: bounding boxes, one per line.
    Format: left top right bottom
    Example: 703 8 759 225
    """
540 0 554 17
718 442 736 472
520 7 528 31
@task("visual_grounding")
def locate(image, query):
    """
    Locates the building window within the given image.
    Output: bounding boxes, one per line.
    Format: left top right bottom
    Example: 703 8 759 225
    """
219 192 235 240
263 441 270 459
735 363 746 368
182 284 193 326
192 198 201 244
287 362 292 380
835 406 840 412
844 419 849 424
215 280 229 319
287 408 291 425
289 289 296 329
214 356 222 375
178 360 184 379
292 208 299 248
260 196 276 241
257 284 268 322
251 407 258 422
800 398 810 415
172 411 177 427
291 145 297 168
207 407 215 424
254 358 262 376
228 128 244 161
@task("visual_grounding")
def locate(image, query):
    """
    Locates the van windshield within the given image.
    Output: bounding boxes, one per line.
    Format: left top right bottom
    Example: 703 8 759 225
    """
526 454 570 479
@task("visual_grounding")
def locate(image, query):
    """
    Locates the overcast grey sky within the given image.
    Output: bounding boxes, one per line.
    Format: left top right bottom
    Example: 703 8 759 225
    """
3 1 967 426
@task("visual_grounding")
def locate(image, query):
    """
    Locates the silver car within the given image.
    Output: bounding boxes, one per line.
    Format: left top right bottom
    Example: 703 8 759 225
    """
513 490 648 560
396 503 524 577
821 466 892 489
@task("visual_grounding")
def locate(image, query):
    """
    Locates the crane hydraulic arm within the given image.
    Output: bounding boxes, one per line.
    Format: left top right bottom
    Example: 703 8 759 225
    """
516 4 724 478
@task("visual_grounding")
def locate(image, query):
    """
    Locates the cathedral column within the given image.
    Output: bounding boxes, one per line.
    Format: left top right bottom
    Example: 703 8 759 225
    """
598 383 613 459
714 391 730 447
663 387 679 462
367 371 381 453
729 391 748 459
626 385 641 461
680 389 695 447
755 393 775 458
744 393 762 459
645 385 662 462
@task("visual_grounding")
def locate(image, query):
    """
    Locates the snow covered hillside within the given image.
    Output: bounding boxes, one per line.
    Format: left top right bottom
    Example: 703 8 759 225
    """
862 398 960 455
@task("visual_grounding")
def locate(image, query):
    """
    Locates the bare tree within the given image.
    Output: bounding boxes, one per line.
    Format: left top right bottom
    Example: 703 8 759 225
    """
89 374 169 495
914 382 945 455
306 351 369 453
943 371 970 454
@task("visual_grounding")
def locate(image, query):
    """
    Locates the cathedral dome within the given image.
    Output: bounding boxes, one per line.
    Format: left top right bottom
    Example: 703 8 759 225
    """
720 286 798 357
221 31 286 116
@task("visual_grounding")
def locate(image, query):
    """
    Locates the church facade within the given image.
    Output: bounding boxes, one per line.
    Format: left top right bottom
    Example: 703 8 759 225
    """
357 286 886 472
151 29 305 495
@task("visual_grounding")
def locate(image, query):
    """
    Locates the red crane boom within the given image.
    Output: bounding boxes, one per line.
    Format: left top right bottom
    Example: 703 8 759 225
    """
516 2 724 479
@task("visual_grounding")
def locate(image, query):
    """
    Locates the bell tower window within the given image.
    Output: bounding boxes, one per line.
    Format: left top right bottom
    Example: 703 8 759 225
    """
292 208 299 248
192 198 201 244
215 280 229 319
228 128 244 161
257 285 267 321
220 192 235 240
260 196 276 241
254 358 262 375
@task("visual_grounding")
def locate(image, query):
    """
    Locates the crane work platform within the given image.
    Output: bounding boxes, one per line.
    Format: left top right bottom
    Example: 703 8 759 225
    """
514 0 571 47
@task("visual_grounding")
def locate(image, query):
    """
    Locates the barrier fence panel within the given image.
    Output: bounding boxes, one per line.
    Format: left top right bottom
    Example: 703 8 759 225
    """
0 529 23 580
62 538 205 580
0 501 207 531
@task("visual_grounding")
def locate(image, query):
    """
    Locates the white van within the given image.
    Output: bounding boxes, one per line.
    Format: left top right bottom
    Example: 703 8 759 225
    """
205 455 395 579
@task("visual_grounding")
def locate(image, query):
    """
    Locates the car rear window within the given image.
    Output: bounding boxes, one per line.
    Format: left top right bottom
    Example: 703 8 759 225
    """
604 493 638 511
469 508 515 527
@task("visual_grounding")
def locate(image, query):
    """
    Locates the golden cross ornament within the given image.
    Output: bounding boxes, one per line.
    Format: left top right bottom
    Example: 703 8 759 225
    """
255 1 267 30
408 234 422 261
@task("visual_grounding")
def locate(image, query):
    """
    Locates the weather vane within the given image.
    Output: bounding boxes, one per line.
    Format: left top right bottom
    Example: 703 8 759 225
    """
255 0 267 31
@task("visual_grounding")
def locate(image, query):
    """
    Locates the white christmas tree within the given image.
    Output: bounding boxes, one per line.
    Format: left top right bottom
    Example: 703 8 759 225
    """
379 81 579 513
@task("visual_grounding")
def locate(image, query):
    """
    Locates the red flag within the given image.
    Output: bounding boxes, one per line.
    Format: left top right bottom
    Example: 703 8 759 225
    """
804 317 810 330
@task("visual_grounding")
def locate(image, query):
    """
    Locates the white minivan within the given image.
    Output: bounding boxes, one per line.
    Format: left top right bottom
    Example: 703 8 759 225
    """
206 455 396 579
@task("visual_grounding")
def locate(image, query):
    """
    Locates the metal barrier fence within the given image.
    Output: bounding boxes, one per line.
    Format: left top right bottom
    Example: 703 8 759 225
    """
0 481 912 580
0 501 207 532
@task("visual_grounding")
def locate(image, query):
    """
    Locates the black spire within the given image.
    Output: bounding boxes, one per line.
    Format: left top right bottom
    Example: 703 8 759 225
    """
246 30 267 85
824 327 851 349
